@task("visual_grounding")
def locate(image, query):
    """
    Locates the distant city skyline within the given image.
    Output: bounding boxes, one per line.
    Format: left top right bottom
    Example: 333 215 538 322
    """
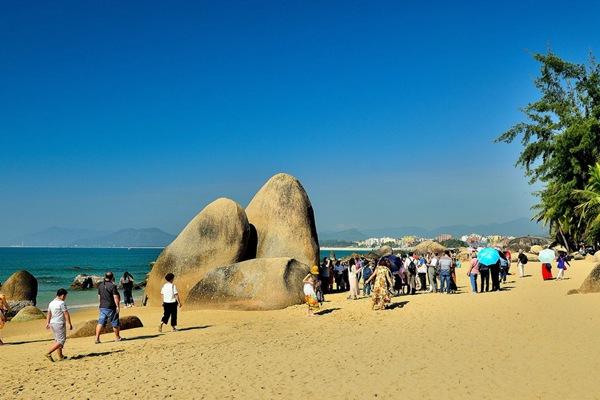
2 1 599 243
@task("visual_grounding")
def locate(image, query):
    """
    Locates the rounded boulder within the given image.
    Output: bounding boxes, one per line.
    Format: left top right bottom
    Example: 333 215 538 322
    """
186 257 310 310
1 270 38 306
575 263 600 294
246 173 320 268
145 198 252 305
11 306 45 322
70 315 143 338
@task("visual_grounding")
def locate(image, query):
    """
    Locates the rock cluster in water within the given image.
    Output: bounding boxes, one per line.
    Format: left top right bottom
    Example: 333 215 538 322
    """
144 173 320 310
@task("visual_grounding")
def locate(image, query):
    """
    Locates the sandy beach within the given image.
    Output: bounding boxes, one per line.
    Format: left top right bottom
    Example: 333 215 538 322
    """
2 257 600 400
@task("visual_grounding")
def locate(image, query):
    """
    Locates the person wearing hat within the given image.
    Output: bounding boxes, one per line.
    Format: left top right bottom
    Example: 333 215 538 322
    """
0 293 9 345
302 266 321 316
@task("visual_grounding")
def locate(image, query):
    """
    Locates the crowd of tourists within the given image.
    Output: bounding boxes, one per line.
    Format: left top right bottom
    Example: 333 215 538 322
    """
301 247 565 314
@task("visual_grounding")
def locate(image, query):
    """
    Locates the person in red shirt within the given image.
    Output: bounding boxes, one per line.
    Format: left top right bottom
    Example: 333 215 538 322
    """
504 248 512 277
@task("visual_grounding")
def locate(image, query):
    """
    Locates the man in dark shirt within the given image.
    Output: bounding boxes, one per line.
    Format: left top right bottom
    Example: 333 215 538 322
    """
94 272 122 344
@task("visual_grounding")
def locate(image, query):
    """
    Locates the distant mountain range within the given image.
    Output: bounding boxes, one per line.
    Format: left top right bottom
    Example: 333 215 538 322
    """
8 227 175 247
319 217 548 242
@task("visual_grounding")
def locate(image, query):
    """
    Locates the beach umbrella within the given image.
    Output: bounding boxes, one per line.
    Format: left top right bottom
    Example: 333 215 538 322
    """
477 247 500 266
538 249 556 263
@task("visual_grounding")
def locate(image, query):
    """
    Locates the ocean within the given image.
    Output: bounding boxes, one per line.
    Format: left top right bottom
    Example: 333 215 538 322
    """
0 248 369 308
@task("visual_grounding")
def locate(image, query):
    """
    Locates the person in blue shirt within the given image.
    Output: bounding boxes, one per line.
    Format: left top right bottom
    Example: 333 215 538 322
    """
362 262 373 296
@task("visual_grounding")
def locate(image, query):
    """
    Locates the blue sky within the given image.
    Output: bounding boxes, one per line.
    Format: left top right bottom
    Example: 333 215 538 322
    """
1 1 599 242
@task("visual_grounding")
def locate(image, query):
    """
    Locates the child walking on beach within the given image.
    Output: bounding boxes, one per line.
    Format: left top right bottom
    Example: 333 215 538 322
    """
556 253 571 280
159 273 182 332
45 288 73 362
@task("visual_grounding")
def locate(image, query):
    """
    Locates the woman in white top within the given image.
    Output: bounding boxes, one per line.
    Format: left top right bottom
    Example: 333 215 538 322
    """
347 259 361 300
159 273 182 332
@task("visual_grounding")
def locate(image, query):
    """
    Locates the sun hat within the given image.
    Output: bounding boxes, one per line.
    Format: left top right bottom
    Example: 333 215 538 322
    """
310 265 319 275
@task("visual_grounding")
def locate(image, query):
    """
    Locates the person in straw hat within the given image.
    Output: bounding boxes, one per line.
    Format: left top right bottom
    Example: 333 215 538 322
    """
302 266 321 316
0 293 9 345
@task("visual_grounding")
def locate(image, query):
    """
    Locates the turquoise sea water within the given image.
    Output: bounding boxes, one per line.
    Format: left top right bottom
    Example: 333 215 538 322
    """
0 248 370 308
0 248 161 308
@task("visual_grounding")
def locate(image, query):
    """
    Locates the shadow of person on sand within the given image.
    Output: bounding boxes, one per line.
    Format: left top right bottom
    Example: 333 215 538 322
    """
122 333 163 342
315 308 341 316
70 349 124 360
387 301 409 310
174 325 212 332
6 338 54 346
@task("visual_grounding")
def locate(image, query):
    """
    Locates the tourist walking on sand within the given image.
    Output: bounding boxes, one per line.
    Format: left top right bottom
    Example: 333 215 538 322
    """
428 253 439 293
541 258 553 280
159 273 182 331
95 272 123 344
0 293 9 345
120 271 135 307
303 266 321 316
517 250 528 278
479 261 490 292
403 253 417 295
504 248 512 275
417 254 428 291
347 259 361 300
362 262 373 296
319 258 331 294
365 259 394 310
45 288 73 362
438 251 453 294
334 260 345 291
556 252 571 280
467 254 479 294
490 256 502 291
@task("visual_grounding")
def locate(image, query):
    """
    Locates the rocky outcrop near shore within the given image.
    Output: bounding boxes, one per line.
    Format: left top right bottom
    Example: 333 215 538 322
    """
69 315 144 338
11 306 46 322
567 262 600 295
1 270 38 310
186 258 310 310
246 173 319 268
507 236 550 253
144 198 252 306
71 274 103 290
144 173 321 311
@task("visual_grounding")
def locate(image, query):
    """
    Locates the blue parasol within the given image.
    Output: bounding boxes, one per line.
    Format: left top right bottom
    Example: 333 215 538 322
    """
477 247 501 266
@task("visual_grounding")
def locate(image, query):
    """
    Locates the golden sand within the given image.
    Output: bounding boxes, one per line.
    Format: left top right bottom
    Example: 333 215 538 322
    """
2 259 600 399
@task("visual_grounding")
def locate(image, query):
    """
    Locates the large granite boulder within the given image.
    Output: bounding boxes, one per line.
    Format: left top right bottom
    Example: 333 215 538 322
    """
11 306 46 322
568 263 600 295
246 173 319 268
508 236 550 253
69 315 143 338
145 198 252 306
595 251 600 262
2 270 38 306
71 274 103 290
186 257 310 310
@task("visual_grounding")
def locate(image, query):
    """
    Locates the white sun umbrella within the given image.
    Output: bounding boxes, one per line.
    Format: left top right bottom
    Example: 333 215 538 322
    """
538 249 556 263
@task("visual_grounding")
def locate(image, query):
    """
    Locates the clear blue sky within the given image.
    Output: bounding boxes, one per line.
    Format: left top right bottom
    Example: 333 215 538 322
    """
1 1 599 242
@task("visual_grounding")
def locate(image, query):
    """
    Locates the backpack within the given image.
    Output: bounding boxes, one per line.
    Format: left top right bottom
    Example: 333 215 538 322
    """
407 259 417 275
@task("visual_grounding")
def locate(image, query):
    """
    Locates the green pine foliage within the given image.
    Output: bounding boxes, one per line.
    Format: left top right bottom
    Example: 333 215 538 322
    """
496 51 600 245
